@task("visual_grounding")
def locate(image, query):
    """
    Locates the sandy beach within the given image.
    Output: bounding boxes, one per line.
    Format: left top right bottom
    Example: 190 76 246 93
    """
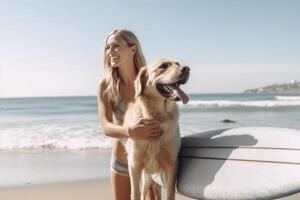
0 178 299 200
0 178 192 200
0 149 299 200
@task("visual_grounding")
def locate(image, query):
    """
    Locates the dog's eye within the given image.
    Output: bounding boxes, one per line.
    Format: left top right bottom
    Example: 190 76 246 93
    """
159 63 170 69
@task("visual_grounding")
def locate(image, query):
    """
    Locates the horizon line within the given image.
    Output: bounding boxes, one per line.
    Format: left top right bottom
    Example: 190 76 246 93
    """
0 92 250 99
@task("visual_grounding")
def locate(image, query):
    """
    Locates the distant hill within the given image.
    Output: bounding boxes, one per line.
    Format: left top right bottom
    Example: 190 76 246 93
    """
244 80 300 93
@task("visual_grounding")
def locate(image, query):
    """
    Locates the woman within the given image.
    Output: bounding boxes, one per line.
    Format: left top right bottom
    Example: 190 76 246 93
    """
97 29 163 200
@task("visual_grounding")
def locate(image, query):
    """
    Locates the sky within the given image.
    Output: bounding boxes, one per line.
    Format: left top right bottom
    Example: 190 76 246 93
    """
1 0 300 97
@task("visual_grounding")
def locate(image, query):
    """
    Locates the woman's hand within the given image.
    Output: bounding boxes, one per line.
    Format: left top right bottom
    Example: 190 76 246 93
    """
127 118 164 140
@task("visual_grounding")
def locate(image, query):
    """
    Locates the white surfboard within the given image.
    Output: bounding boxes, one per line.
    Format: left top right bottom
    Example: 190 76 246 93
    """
177 127 300 200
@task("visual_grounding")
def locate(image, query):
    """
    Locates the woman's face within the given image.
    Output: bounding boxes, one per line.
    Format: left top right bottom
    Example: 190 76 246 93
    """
105 34 136 68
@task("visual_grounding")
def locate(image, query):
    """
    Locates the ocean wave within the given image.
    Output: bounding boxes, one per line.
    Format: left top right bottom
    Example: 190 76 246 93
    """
178 100 300 108
275 96 300 100
0 122 202 151
0 124 113 150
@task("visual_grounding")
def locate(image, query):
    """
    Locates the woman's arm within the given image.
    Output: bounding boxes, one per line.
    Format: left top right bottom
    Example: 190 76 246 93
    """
97 79 163 140
97 79 129 138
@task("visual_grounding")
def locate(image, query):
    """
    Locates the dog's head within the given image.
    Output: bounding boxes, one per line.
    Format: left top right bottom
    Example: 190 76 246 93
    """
135 58 190 104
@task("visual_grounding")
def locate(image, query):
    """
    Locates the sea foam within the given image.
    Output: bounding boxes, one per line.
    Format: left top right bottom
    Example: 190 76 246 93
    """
178 99 300 108
0 123 113 151
275 96 300 101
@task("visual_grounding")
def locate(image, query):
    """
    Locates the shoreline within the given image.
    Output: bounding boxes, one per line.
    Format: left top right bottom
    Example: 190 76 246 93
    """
0 178 192 200
0 147 299 199
0 178 299 200
0 150 111 187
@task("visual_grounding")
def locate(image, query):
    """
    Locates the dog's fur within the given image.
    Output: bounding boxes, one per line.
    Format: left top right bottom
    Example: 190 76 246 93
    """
123 58 190 200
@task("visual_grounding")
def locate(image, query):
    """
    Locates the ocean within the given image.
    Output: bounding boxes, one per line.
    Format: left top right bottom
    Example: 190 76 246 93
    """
1 93 300 186
1 93 300 152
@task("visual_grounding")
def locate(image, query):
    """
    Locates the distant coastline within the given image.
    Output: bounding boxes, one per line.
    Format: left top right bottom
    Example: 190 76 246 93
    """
244 80 300 94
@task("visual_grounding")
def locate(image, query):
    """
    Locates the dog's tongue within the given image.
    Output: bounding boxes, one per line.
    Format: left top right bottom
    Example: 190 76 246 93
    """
169 85 189 104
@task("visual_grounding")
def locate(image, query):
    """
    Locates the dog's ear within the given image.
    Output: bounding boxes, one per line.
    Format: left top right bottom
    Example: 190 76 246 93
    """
135 67 148 98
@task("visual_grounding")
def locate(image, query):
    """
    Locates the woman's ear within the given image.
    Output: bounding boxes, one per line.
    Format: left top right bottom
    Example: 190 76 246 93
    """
135 67 148 98
131 45 137 54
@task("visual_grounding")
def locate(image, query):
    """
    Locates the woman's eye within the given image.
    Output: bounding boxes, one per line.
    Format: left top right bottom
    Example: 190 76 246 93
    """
106 44 120 50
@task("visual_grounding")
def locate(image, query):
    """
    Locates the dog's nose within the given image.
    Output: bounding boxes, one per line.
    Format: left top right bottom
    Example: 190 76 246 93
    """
182 66 190 73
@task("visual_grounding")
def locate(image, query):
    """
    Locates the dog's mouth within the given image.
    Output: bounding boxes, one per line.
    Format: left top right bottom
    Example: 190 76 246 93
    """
156 76 189 104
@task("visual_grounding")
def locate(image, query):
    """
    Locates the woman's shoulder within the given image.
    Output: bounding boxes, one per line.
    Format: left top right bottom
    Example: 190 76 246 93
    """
98 78 108 92
97 79 110 100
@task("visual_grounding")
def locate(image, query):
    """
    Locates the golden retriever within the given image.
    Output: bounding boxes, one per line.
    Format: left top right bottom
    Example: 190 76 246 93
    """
123 58 190 200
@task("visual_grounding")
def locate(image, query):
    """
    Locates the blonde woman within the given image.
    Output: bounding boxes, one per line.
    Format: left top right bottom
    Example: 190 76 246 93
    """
97 29 163 200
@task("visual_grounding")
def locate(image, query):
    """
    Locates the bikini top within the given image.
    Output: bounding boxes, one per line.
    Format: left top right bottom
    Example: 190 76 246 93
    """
112 100 128 125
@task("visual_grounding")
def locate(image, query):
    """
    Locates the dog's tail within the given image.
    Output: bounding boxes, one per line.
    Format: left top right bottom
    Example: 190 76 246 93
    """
142 172 161 200
150 181 161 200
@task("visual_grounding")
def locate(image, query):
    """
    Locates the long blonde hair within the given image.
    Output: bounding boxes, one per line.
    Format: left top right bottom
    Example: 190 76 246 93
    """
103 29 146 103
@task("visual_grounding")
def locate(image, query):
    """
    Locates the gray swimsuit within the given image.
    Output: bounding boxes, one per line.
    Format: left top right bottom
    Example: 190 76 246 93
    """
110 100 130 177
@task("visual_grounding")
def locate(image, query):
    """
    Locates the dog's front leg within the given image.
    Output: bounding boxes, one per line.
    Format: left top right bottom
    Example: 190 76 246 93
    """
128 164 143 200
165 162 177 200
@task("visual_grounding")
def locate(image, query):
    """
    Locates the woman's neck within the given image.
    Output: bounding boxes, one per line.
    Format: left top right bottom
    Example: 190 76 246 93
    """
118 61 137 85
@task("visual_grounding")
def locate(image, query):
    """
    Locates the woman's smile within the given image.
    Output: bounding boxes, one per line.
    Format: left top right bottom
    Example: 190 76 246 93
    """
110 56 119 59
